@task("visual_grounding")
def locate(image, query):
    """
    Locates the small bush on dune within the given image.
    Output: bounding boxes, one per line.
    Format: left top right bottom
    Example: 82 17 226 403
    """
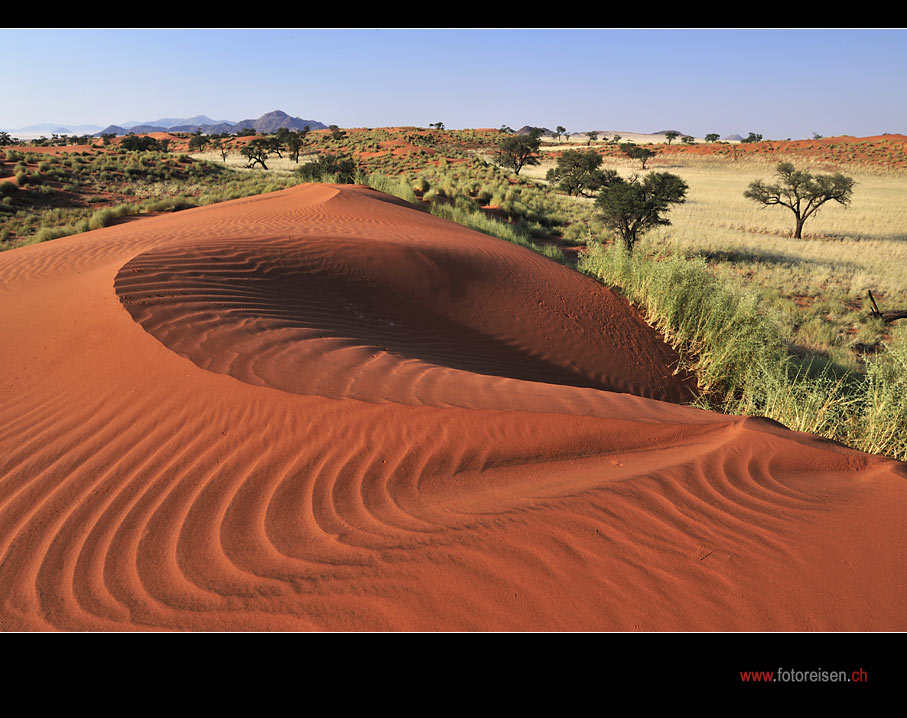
296 153 359 184
88 204 137 230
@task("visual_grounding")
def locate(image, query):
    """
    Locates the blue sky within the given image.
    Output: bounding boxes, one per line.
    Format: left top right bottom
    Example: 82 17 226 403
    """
4 28 905 138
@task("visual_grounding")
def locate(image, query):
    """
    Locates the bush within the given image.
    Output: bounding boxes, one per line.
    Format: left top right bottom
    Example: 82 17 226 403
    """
296 153 359 184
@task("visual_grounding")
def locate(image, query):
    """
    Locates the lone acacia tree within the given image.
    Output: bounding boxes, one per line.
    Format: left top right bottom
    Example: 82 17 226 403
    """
210 138 229 162
241 139 270 169
494 127 543 175
620 142 656 169
744 162 855 239
595 172 688 251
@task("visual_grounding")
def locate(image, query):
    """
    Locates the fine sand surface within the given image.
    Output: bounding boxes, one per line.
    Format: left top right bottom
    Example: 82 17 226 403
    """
1 184 904 631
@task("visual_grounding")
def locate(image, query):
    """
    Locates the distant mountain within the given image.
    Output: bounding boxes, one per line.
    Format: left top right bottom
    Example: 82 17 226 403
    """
16 122 74 133
67 124 104 134
21 111 328 140
123 115 229 130
169 122 234 134
515 125 553 136
723 134 744 141
231 110 327 134
128 125 170 134
94 125 130 137
177 115 228 128
198 122 235 135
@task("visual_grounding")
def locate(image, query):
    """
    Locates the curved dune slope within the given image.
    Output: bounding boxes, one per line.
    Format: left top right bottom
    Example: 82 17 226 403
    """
113 186 693 407
1 184 904 631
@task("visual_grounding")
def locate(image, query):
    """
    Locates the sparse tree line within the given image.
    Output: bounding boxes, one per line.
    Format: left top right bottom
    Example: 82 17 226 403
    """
491 126 855 251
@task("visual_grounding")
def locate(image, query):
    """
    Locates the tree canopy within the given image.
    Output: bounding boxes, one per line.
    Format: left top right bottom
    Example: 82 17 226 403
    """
595 172 688 251
743 162 855 239
494 128 543 174
188 132 208 152
120 134 165 152
546 149 617 198
240 139 270 169
620 143 657 169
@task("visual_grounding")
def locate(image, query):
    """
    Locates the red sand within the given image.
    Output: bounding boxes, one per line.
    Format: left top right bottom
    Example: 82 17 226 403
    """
1 184 904 631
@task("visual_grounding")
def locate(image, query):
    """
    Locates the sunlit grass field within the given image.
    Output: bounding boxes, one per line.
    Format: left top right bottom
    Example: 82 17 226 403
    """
527 154 907 371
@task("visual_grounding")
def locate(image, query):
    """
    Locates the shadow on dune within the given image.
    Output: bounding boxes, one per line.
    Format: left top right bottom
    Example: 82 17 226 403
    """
115 233 694 403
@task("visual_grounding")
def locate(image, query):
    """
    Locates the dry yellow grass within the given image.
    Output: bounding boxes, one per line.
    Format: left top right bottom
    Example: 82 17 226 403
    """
530 152 907 367
189 149 315 173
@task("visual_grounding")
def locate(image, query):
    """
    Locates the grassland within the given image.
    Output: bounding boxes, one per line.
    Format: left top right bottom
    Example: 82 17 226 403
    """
0 147 303 249
523 154 907 371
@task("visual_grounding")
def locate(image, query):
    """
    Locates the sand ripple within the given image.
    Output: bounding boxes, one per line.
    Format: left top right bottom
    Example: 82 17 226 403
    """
1 184 904 631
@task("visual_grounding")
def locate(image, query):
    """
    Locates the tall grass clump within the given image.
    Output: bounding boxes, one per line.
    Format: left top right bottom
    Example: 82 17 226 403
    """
88 203 138 230
579 240 787 400
858 338 907 459
365 173 420 206
578 239 907 461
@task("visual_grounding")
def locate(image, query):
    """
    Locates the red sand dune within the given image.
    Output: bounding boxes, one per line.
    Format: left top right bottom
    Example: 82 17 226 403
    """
1 184 904 631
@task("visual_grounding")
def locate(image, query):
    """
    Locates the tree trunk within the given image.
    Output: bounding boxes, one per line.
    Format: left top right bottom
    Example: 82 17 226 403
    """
794 215 805 239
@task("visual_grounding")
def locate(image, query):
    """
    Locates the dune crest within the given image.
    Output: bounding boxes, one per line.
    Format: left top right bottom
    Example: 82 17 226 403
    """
0 184 904 631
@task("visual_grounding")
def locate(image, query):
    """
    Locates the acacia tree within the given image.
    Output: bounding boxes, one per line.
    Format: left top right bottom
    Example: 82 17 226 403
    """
241 139 270 169
546 149 616 198
744 162 855 239
210 138 229 162
188 132 208 152
555 125 566 143
595 172 688 251
620 142 656 169
286 132 303 162
705 133 720 143
587 131 599 145
664 131 679 144
494 128 543 174
266 135 285 158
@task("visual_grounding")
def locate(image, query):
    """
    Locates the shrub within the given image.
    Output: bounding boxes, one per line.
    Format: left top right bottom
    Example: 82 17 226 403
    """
296 153 359 183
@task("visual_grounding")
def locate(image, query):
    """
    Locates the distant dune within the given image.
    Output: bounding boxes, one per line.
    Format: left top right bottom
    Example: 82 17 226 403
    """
0 184 904 631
